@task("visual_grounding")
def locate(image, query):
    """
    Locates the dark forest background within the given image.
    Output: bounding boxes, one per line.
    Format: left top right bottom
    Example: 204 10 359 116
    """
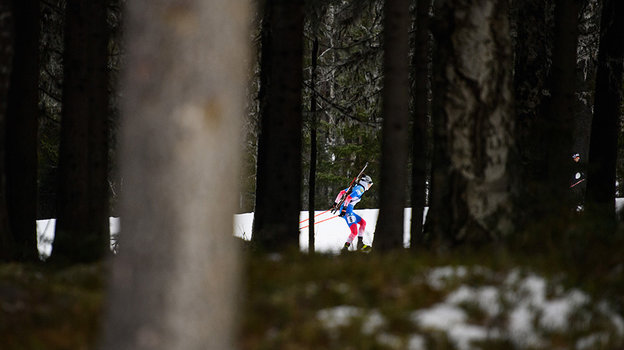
0 0 623 260
2 0 624 349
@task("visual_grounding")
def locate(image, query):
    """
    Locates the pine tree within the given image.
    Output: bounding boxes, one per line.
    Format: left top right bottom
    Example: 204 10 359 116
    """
52 0 110 262
252 0 304 251
375 0 411 250
0 0 13 260
4 0 39 261
512 0 552 228
428 0 516 245
585 0 624 234
409 0 431 248
542 0 581 224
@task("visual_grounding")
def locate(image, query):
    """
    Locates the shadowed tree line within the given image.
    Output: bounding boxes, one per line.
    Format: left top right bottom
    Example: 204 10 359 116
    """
0 0 622 260
1 0 120 263
251 0 624 254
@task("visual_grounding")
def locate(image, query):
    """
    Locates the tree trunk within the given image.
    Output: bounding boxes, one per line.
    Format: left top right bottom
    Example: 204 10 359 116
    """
0 1 13 260
512 0 552 226
53 0 110 262
409 0 430 249
375 0 410 251
428 0 516 245
252 0 304 251
542 0 580 222
585 0 624 233
4 0 39 261
99 1 249 349
308 37 319 253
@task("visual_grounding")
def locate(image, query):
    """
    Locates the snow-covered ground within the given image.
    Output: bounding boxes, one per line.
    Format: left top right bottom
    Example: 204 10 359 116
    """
36 208 428 257
38 197 624 256
234 208 429 254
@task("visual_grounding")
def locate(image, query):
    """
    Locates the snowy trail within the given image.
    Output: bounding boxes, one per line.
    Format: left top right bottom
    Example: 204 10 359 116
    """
235 208 419 253
36 208 428 256
36 198 624 256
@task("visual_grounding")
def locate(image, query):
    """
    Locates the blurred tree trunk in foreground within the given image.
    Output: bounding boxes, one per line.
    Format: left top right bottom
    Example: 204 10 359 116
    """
375 0 410 251
0 1 13 260
409 0 430 249
53 0 110 262
252 0 304 251
585 0 624 234
99 0 249 349
428 0 516 246
4 0 39 262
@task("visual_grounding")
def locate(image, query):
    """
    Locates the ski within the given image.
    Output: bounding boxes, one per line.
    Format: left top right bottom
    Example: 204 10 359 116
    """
299 214 340 230
331 162 368 214
299 208 332 224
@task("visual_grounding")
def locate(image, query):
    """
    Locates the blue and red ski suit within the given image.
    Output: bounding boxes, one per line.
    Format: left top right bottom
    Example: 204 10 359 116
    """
334 184 367 244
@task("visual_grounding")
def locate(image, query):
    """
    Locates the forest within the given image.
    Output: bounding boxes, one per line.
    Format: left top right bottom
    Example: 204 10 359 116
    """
1 0 624 349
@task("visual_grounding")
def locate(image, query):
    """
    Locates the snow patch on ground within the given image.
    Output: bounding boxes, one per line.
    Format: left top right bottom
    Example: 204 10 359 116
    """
317 306 363 329
406 334 426 350
317 266 624 350
316 306 386 337
446 285 502 317
412 304 467 329
411 300 498 350
427 266 468 290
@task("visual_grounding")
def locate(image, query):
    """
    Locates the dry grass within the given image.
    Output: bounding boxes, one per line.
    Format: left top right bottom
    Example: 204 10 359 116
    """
1 246 623 350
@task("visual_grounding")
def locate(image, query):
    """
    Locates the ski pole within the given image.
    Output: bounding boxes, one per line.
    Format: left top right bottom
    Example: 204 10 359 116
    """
299 214 340 230
299 208 332 224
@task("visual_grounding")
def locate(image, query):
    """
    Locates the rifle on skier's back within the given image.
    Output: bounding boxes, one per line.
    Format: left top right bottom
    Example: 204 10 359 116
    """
331 162 368 214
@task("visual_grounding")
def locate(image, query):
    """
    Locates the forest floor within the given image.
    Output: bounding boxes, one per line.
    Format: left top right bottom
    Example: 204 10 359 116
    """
2 247 624 350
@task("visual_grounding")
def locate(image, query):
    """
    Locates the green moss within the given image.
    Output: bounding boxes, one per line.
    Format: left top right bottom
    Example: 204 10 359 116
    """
2 247 624 350
0 263 106 350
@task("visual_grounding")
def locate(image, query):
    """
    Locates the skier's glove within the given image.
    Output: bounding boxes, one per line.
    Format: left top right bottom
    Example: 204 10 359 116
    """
339 208 347 217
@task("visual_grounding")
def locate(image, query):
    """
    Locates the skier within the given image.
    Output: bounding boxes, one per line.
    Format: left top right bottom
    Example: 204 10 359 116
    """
570 153 586 211
332 174 374 252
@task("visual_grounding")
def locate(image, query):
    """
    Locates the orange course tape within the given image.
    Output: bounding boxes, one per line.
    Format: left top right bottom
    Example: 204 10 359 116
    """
299 214 340 230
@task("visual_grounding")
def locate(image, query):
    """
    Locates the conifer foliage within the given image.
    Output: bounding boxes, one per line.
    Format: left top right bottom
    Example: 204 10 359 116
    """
0 0 623 259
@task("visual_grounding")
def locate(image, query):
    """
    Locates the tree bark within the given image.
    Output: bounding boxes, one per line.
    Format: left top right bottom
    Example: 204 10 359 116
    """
585 0 624 233
375 0 410 251
409 0 430 249
0 0 13 260
99 1 249 349
542 0 580 221
512 0 552 226
53 0 110 262
308 37 319 253
428 0 516 245
252 0 304 251
4 0 39 261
